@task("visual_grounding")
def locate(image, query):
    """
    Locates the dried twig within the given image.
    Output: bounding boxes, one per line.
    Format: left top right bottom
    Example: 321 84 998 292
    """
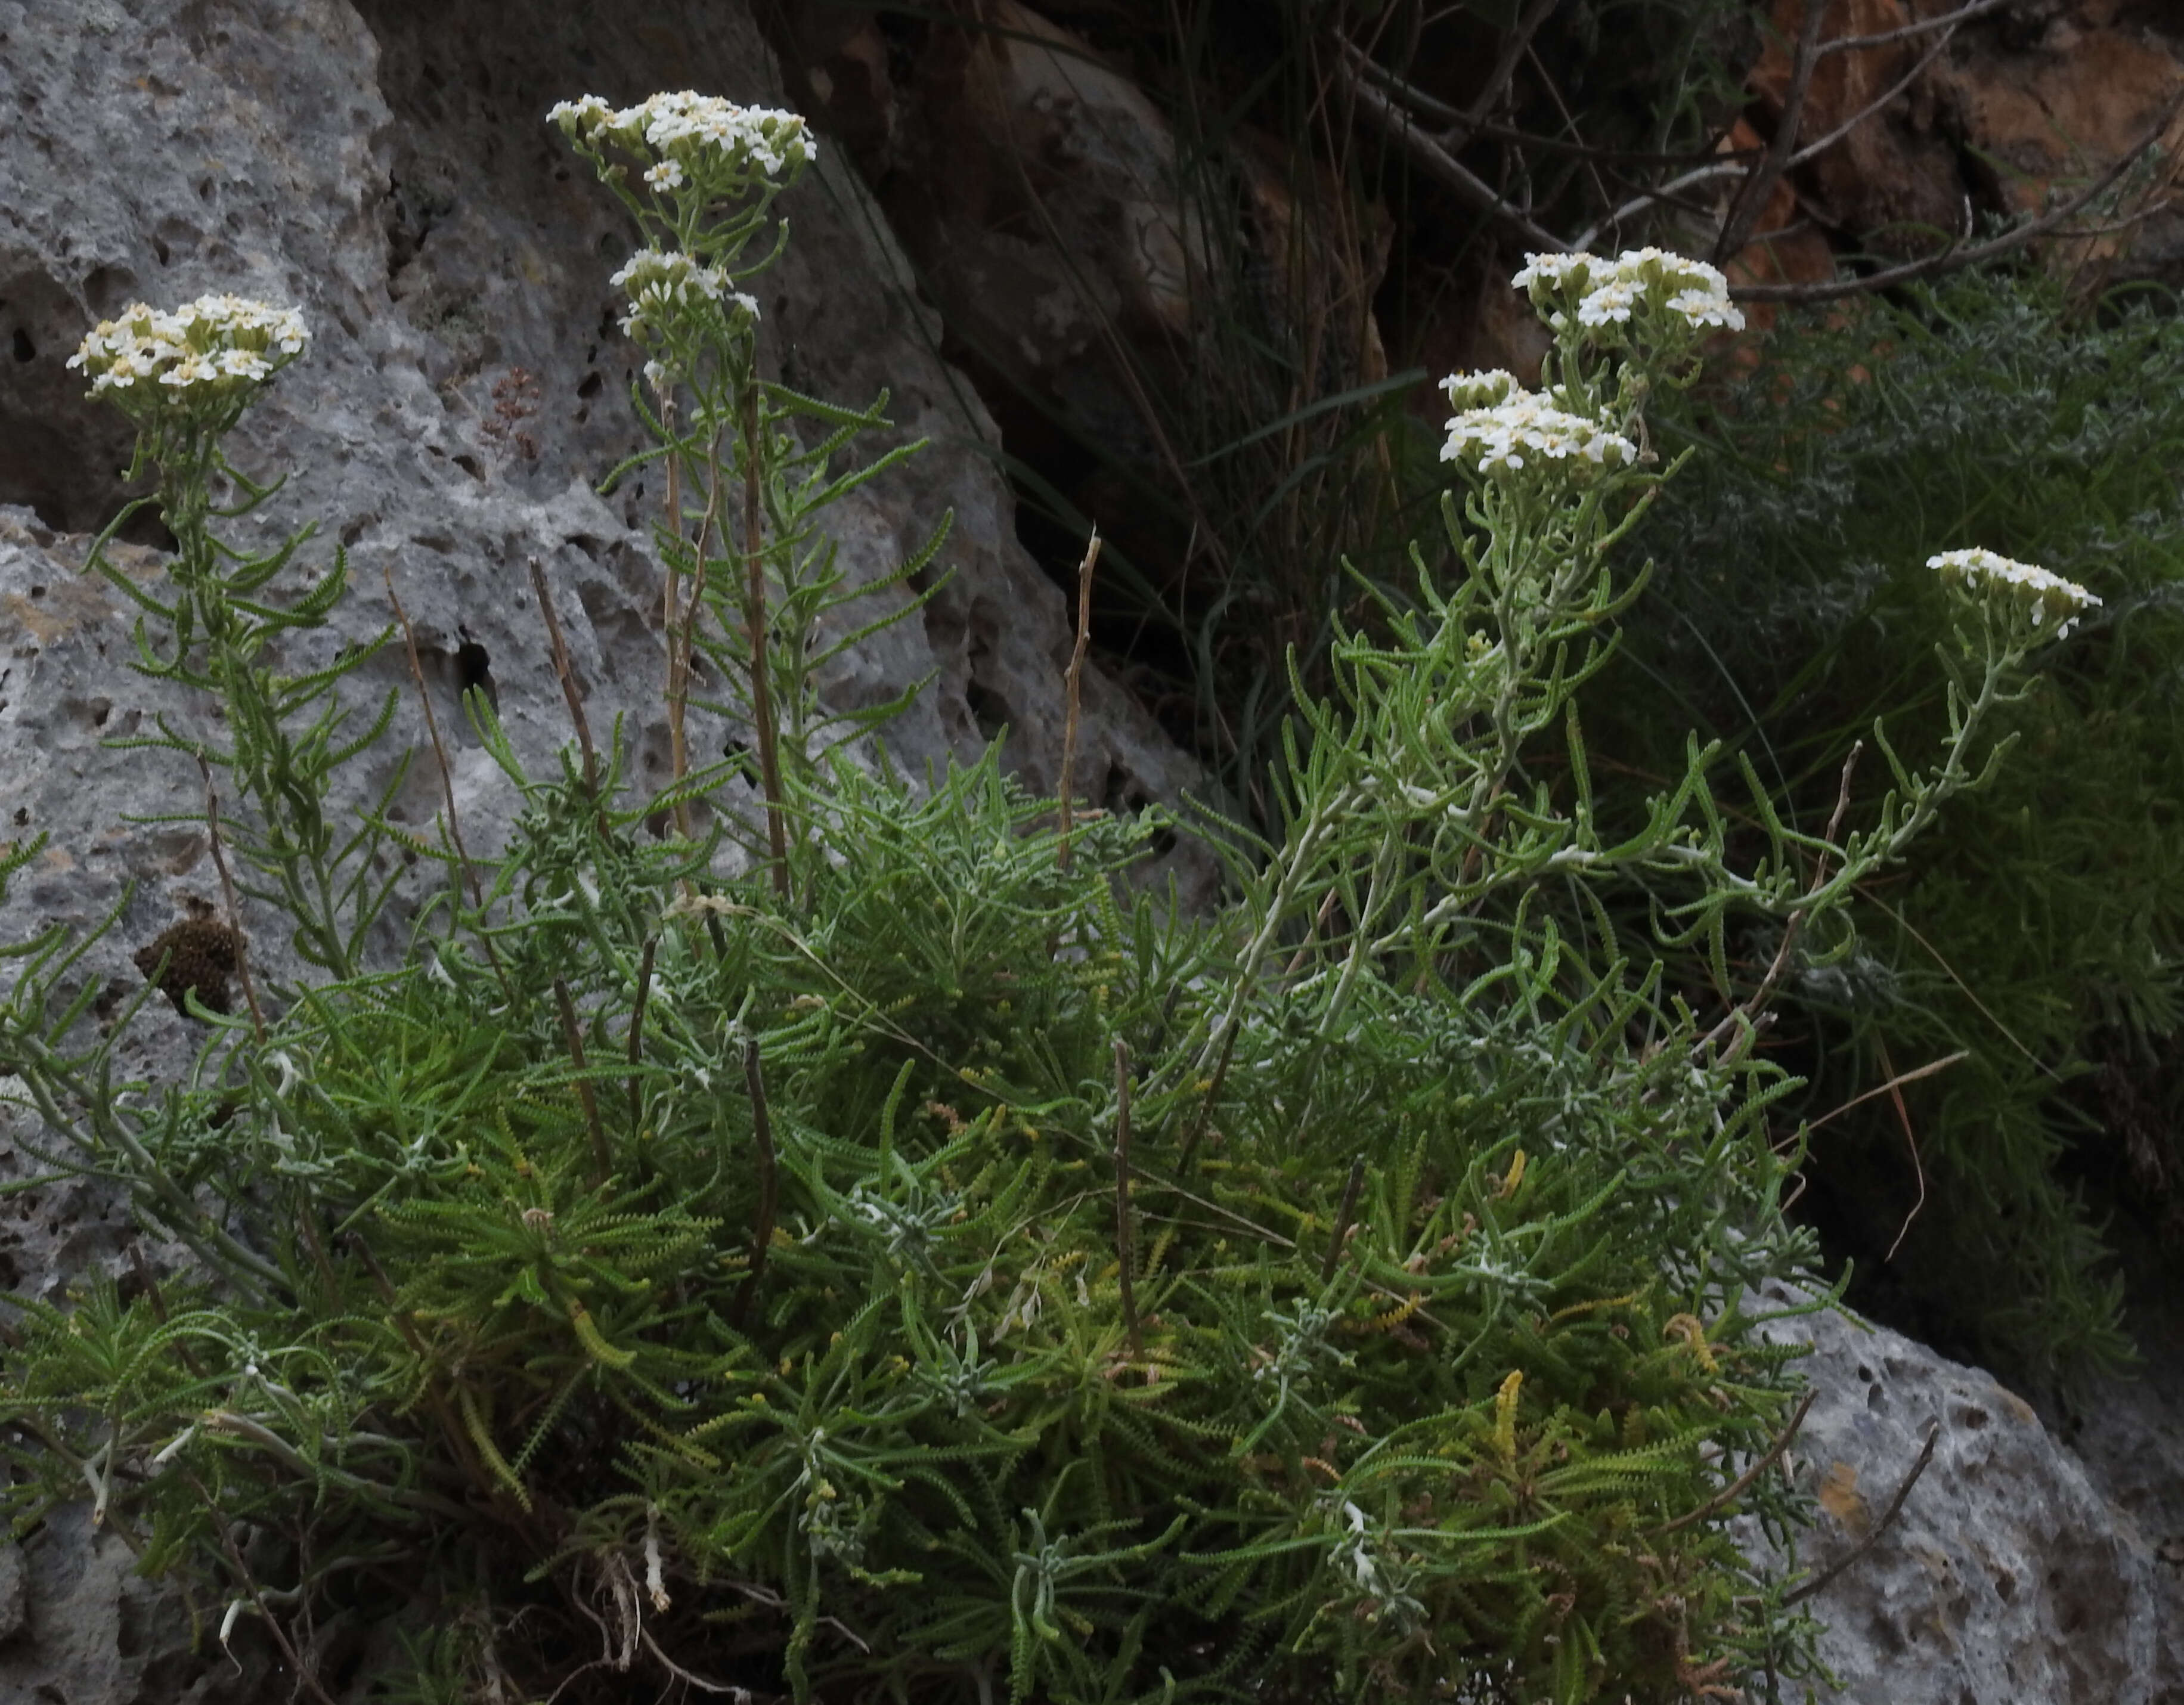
1700 740 1861 1059
627 935 657 1133
738 382 791 900
552 977 612 1183
194 754 265 1041
1795 1049 1969 1140
1817 0 2008 57
1577 17 1959 253
1342 65 1570 255
730 1036 779 1329
1321 1155 1366 1285
1173 1012 1239 1177
1653 1389 1817 1536
195 1474 345 1705
1733 86 2184 303
1783 1419 1941 1606
525 555 598 795
386 566 512 997
1458 0 1562 140
1055 529 1102 875
1714 0 1835 268
1113 1038 1142 1360
1876 1035 1928 1261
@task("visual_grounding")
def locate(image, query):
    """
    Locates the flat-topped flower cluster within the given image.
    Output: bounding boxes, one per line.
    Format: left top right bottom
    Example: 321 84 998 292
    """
548 90 817 185
1435 247 1745 492
68 294 308 402
608 247 757 346
1438 368 1636 484
1929 547 2101 640
1514 247 1745 336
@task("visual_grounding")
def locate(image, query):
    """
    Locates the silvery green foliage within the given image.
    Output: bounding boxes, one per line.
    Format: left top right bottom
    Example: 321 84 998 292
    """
0 204 2081 1704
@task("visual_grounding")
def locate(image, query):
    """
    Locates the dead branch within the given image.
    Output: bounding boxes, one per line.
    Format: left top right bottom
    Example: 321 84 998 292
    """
1733 85 2184 303
1653 1388 1817 1536
1714 0 1835 268
1340 60 1571 253
1055 529 1103 875
1817 0 2009 57
1783 1419 1941 1606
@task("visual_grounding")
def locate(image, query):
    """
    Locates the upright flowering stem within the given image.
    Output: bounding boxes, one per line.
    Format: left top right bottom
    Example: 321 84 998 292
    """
71 294 370 983
661 391 690 835
742 377 790 898
552 92 817 889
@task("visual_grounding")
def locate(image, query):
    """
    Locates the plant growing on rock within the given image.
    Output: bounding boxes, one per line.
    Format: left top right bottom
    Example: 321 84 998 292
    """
0 94 2091 1705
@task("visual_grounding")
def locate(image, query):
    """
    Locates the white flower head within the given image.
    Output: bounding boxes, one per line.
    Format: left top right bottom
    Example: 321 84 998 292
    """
1928 547 2101 640
69 293 308 407
548 94 614 141
1511 252 1599 300
1440 383 1636 485
1441 369 1520 413
1513 247 1744 343
609 246 730 342
549 89 817 194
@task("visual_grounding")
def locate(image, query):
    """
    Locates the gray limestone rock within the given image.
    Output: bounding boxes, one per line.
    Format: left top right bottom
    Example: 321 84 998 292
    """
1754 1279 2167 1704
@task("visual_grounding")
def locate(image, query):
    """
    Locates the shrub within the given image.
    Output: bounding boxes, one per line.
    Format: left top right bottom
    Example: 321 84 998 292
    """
0 118 2076 1703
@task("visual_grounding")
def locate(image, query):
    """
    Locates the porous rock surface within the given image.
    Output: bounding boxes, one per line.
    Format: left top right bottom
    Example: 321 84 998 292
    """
1753 1278 2175 1704
0 0 1201 1698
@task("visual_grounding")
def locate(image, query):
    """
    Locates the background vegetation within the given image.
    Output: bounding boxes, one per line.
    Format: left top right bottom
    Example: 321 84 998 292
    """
769 0 2184 1392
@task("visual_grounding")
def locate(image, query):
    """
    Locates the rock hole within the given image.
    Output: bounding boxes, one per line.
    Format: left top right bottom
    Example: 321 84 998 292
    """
152 235 171 266
91 977 129 1027
27 584 44 598
1958 1403 1990 1430
455 631 497 714
10 807 27 826
965 677 1009 743
10 328 32 364
1103 776 1150 818
1994 1570 2015 1601
88 698 110 727
577 370 602 399
452 452 483 480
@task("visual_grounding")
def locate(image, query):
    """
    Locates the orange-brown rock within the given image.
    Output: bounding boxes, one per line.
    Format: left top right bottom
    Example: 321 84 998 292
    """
1742 0 2184 284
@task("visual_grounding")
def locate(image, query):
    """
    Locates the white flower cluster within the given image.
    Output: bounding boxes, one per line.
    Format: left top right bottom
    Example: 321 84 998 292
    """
1439 376 1636 483
1512 247 1745 336
1928 547 2101 639
68 294 308 401
548 89 817 184
608 247 759 342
